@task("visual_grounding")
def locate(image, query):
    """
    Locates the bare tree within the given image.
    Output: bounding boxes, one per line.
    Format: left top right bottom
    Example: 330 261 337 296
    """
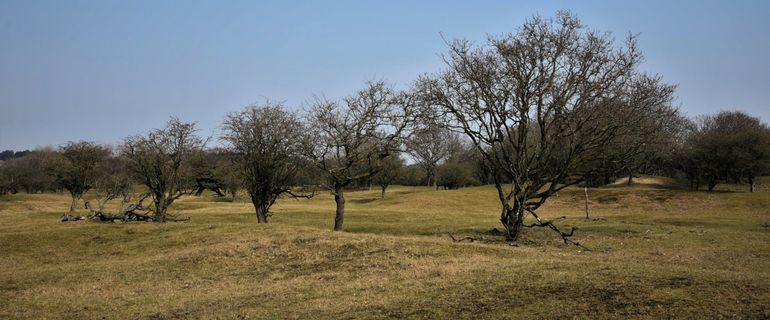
302 81 417 231
7 148 59 194
222 102 308 223
594 74 682 185
436 135 481 190
419 11 667 243
682 111 770 192
211 151 243 202
52 141 111 213
121 118 206 222
404 125 450 187
93 155 134 203
373 153 404 198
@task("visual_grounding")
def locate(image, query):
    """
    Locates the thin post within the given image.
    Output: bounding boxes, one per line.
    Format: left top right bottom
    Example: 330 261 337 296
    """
584 187 589 220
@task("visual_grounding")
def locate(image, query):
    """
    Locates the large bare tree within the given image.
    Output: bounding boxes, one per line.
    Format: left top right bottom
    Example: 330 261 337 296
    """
420 11 670 243
121 118 206 222
221 102 307 223
302 81 417 231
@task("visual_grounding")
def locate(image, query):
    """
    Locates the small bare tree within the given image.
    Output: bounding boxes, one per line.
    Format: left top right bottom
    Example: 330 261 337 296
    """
404 125 451 187
420 11 668 243
221 102 308 223
302 81 417 231
212 151 243 202
52 141 111 213
373 153 404 198
121 118 205 222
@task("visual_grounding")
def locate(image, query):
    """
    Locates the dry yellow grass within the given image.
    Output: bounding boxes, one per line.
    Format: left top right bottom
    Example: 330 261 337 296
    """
1 179 769 319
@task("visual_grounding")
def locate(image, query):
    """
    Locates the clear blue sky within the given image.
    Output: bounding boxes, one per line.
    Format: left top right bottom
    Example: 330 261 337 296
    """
1 0 769 150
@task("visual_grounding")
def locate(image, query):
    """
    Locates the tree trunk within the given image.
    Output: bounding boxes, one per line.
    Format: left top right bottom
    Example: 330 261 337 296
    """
603 172 611 186
427 166 436 188
500 199 525 242
381 184 387 198
707 177 717 192
256 205 268 223
627 170 633 185
69 193 80 212
749 175 755 193
154 196 167 222
333 184 345 231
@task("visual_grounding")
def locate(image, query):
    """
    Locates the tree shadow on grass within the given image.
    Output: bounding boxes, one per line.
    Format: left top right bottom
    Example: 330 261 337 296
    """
349 197 380 204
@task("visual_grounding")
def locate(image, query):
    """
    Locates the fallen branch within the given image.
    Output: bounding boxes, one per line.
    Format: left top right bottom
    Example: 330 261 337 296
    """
83 193 157 223
447 232 480 242
60 213 85 222
524 209 590 251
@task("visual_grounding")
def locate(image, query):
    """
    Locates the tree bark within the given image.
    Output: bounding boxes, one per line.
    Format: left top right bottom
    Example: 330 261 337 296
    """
500 198 525 242
334 184 345 231
69 193 80 212
426 166 436 188
154 196 168 222
381 185 387 199
256 205 268 223
749 175 755 193
627 170 633 185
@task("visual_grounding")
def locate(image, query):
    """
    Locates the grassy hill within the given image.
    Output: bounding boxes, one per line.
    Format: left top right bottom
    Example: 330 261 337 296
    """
0 179 768 319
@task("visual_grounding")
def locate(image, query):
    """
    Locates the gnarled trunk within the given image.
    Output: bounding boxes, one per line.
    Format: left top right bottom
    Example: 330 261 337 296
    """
250 190 272 223
500 198 525 242
154 196 168 222
69 192 81 212
256 205 268 223
334 184 345 231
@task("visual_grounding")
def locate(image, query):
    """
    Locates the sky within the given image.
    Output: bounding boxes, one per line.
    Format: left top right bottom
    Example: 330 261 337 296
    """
1 0 769 150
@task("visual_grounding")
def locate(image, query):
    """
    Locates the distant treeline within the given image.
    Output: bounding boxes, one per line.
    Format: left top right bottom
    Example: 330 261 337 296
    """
0 150 31 161
2 108 767 197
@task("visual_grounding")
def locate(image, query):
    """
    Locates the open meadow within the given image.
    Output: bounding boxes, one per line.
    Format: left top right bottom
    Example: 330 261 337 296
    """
1 178 769 319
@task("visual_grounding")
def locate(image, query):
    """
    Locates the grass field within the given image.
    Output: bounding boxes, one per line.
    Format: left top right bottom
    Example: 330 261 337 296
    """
1 178 769 319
